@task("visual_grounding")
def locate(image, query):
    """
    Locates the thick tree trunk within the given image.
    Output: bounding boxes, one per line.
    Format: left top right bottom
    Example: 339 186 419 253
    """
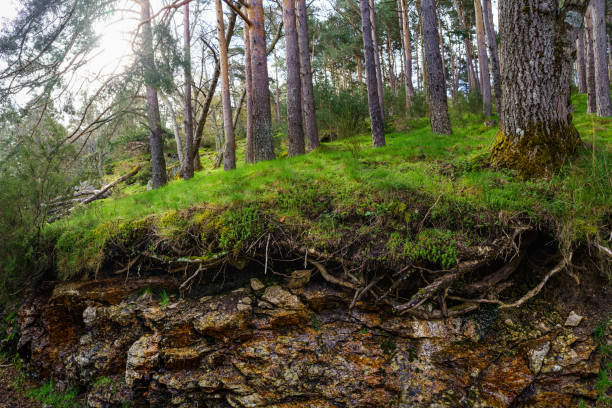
245 21 255 163
282 0 305 156
296 0 319 150
140 0 167 189
482 0 501 117
399 0 414 109
474 0 492 116
182 2 194 179
437 9 447 90
590 0 612 116
369 0 385 119
576 28 587 93
491 0 585 178
451 0 479 93
421 0 452 135
359 0 385 147
585 7 597 114
249 0 275 161
215 0 236 170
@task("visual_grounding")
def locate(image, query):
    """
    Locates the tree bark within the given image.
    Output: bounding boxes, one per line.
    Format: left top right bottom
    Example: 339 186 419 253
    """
273 48 281 126
575 28 587 93
421 0 452 135
399 0 414 109
245 20 255 163
482 0 501 117
296 0 319 150
282 0 305 156
585 7 597 114
359 0 385 147
140 0 167 189
369 0 385 119
387 32 396 96
215 0 236 170
474 0 492 116
182 1 195 179
590 0 612 116
491 0 586 178
249 0 275 161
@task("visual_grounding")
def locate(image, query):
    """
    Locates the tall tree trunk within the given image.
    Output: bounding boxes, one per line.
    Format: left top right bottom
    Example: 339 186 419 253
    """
357 55 363 83
159 92 184 166
359 0 385 147
245 21 255 163
585 7 597 114
192 11 238 170
249 0 275 161
387 32 396 96
482 0 501 117
182 2 194 179
474 0 492 116
296 0 319 150
590 0 612 116
282 0 305 156
140 0 167 189
421 0 451 135
399 0 414 108
215 0 236 170
437 8 447 90
451 0 479 93
491 0 586 178
369 0 385 119
575 28 588 93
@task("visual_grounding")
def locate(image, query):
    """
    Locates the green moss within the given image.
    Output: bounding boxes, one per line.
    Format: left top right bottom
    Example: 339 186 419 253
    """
218 206 264 251
490 120 581 178
404 229 458 269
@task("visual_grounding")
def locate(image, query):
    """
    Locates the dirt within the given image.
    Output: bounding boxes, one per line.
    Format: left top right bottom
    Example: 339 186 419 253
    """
0 365 39 408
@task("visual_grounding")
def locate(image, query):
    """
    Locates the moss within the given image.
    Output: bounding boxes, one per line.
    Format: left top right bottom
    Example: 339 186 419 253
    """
217 206 264 252
404 229 459 269
490 120 581 178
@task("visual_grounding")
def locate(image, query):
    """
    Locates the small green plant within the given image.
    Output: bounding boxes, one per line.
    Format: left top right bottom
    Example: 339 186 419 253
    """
218 206 264 251
310 314 321 331
26 381 82 408
404 229 458 269
159 289 170 308
93 376 112 389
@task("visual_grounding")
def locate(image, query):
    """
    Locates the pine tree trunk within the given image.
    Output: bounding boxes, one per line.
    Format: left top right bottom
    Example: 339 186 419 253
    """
482 0 501 117
590 0 612 116
451 0 479 93
585 7 597 114
182 2 195 179
140 0 167 189
576 28 587 93
249 0 275 161
387 33 396 96
296 0 320 150
282 0 305 156
359 0 385 147
159 92 184 166
215 0 236 170
474 0 492 116
369 0 385 119
399 0 414 108
437 9 447 91
491 0 586 178
421 0 451 135
245 20 255 163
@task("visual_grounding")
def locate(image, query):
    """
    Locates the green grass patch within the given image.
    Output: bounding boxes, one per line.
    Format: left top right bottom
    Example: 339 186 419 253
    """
43 94 611 279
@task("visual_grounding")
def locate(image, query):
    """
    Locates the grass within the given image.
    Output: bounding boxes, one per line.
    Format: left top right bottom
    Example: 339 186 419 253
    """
25 381 82 408
44 94 611 279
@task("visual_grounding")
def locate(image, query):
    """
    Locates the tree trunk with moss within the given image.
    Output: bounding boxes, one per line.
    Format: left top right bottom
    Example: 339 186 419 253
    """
421 0 451 135
491 0 588 178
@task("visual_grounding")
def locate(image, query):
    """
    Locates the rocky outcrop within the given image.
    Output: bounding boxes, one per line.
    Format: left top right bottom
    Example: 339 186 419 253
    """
17 277 606 407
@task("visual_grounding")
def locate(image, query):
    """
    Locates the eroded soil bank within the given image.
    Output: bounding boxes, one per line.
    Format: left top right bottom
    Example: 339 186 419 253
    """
14 264 612 408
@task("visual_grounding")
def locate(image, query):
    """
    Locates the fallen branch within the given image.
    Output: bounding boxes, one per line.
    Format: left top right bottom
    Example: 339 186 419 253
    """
81 165 141 205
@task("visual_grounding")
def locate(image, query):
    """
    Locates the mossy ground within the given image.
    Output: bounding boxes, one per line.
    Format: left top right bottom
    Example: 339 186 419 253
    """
43 94 611 280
